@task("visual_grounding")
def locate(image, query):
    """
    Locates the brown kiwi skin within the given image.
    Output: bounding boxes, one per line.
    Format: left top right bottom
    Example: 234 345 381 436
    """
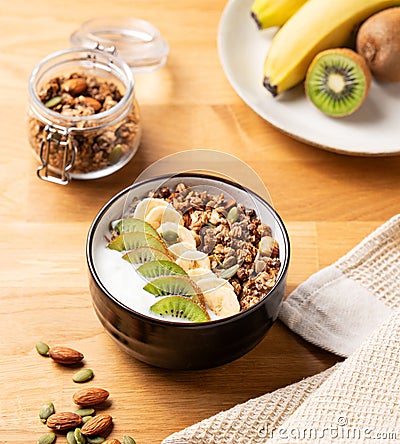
356 7 400 82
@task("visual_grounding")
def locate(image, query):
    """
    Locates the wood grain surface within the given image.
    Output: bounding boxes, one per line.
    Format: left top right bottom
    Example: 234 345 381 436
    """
1 1 399 443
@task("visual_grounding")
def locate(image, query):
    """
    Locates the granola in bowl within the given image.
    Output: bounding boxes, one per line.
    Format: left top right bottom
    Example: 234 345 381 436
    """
101 182 282 322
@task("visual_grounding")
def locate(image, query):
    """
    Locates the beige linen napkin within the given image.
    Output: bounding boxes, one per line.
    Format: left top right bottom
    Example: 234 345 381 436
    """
162 214 400 444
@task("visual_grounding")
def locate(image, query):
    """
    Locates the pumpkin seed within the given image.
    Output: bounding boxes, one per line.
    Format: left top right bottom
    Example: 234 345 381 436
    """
45 96 62 108
39 401 55 423
67 431 78 444
123 436 136 444
36 341 50 356
87 437 105 444
72 368 94 383
227 206 238 223
82 415 93 424
74 428 86 444
75 408 95 417
220 264 239 280
37 432 56 444
109 144 122 165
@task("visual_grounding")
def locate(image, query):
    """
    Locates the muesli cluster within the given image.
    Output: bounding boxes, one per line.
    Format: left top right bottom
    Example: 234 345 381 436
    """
28 72 140 175
107 182 281 322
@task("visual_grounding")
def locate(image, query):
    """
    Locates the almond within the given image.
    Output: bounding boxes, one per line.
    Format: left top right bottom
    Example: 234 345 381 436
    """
73 387 110 406
81 414 113 437
80 96 102 111
62 78 87 96
49 346 84 365
46 412 82 431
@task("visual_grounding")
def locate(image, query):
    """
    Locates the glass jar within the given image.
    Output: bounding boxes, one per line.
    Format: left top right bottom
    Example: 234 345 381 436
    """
27 18 169 184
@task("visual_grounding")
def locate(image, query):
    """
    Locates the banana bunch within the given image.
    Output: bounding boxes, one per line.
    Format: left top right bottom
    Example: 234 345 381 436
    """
255 0 400 96
251 0 307 29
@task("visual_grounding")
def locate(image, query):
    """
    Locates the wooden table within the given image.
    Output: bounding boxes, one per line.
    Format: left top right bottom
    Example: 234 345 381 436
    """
1 1 399 442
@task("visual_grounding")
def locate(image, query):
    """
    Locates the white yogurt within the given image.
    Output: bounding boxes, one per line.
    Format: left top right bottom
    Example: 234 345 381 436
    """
93 237 221 322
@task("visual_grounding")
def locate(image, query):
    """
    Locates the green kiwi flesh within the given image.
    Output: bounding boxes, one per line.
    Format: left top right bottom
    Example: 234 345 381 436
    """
305 48 371 117
113 217 159 238
143 276 202 297
122 246 172 264
150 296 210 322
137 260 188 279
108 231 166 253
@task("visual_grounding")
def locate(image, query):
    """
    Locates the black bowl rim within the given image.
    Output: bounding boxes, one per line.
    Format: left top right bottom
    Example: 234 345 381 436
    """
86 172 290 329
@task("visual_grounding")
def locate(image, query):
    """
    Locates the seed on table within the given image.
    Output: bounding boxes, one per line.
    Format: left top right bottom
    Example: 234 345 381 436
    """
36 341 50 357
87 437 105 444
75 408 95 417
82 415 93 424
67 431 78 444
74 428 86 444
39 401 55 423
37 432 56 444
73 368 94 383
123 436 136 444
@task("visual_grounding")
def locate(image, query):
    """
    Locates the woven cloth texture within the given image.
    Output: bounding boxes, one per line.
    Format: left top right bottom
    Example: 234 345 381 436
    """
279 214 400 356
268 310 400 444
162 214 400 444
162 366 338 444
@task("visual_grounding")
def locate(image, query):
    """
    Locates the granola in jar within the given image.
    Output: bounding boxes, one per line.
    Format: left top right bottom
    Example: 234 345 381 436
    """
104 182 282 322
28 49 141 183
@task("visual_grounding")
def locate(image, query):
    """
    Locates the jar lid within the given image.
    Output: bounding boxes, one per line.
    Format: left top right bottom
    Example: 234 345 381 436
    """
70 18 169 73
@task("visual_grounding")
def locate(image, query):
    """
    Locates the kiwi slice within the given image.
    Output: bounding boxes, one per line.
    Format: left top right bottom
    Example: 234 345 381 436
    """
150 296 210 322
122 246 172 264
305 48 371 118
113 217 159 238
143 276 202 298
137 260 188 279
108 231 167 253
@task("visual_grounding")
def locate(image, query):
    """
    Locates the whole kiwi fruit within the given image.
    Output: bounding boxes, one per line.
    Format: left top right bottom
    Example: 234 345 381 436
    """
356 7 400 82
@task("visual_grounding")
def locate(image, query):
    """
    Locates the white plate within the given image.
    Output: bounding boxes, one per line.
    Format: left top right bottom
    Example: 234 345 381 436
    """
217 0 400 156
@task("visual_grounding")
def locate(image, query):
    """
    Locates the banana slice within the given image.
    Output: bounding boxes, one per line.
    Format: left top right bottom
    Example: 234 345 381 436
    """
187 267 215 282
168 241 196 257
170 245 211 272
145 205 182 230
157 222 196 249
196 277 240 317
133 198 168 220
196 277 234 292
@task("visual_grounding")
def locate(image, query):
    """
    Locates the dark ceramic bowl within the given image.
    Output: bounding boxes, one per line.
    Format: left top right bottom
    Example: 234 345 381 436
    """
86 173 290 369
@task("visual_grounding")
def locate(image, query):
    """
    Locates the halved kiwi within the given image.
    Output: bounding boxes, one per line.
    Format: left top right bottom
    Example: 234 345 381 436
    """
137 260 188 279
108 231 167 253
122 246 172 264
305 48 371 118
150 296 210 322
113 217 160 238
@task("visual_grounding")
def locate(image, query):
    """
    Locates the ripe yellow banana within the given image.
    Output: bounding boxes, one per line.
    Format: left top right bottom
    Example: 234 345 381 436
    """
251 0 308 29
263 0 400 96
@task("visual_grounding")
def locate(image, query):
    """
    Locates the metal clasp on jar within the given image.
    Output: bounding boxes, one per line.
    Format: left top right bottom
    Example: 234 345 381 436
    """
37 124 77 185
